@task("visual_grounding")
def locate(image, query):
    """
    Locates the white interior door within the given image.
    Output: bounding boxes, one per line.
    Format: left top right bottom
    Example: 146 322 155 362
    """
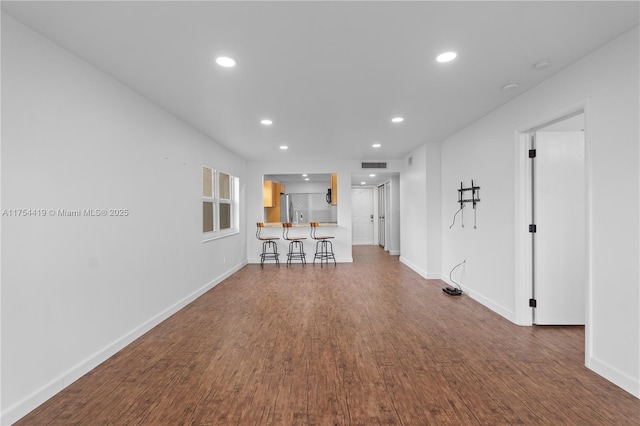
384 182 391 251
534 130 586 325
378 185 385 247
351 187 374 245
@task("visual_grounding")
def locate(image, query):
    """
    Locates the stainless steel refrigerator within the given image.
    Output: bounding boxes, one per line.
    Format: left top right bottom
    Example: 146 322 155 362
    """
280 193 293 223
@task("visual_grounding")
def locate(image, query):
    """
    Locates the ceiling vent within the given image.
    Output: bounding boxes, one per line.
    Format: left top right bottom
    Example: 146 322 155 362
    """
361 162 387 169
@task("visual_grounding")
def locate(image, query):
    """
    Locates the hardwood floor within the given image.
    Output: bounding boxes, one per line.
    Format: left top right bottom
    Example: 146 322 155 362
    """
16 246 639 425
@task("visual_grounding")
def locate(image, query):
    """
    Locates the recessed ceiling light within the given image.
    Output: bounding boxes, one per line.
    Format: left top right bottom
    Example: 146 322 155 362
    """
361 181 366 185
391 117 404 123
369 174 376 177
279 145 288 150
261 119 273 125
304 178 310 181
372 143 381 148
216 56 236 67
501 81 520 92
436 51 457 63
302 174 308 177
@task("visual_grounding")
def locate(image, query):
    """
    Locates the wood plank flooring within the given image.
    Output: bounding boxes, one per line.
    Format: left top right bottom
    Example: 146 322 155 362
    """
16 246 640 425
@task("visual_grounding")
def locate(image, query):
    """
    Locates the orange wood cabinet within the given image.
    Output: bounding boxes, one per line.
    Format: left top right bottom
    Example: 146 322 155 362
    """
266 206 280 222
331 173 338 205
263 180 276 207
265 181 286 221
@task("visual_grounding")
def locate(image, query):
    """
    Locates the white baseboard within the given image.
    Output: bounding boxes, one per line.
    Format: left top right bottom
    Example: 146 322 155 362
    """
588 356 640 398
398 257 441 279
439 276 516 323
466 289 516 323
1 261 247 426
399 256 428 279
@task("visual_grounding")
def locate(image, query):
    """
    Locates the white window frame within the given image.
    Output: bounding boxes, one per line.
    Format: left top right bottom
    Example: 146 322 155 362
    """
202 166 239 242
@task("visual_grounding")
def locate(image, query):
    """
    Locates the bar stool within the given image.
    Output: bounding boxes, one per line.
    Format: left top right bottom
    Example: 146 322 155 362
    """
282 222 306 266
256 222 279 267
310 222 336 267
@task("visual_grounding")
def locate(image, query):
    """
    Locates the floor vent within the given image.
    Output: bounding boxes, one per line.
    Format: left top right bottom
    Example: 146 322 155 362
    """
361 162 387 169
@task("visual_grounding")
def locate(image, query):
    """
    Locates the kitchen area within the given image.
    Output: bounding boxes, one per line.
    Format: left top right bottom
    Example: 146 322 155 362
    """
263 173 338 225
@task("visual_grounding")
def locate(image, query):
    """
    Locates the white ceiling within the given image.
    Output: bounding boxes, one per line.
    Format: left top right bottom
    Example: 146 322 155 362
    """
2 1 638 185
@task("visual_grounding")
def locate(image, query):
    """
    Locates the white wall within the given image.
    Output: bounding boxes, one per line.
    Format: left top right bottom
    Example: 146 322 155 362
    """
400 145 427 275
425 144 442 277
438 27 639 397
1 14 247 424
399 144 441 278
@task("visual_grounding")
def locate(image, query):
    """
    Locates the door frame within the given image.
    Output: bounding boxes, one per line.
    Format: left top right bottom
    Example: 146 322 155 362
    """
514 99 593 365
377 184 385 248
384 181 391 251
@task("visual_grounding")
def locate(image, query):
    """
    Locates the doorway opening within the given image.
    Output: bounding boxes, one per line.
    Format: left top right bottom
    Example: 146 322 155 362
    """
529 114 586 325
515 103 592 365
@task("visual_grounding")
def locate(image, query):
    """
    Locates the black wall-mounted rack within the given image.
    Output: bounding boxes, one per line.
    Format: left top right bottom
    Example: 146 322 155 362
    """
458 180 481 210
